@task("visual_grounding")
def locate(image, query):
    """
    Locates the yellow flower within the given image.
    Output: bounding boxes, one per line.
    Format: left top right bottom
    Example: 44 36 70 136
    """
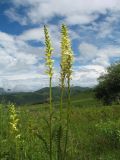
9 104 20 139
60 24 74 86
44 25 54 78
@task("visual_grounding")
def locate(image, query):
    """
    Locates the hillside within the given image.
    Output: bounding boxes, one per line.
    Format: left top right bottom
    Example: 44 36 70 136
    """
0 88 5 94
0 86 93 105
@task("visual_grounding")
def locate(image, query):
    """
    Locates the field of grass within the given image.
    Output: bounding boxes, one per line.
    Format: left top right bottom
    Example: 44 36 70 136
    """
1 93 120 160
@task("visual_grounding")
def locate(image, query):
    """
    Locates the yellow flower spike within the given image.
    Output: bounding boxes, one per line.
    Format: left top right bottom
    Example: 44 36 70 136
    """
9 104 20 139
16 134 21 140
60 24 74 87
44 25 54 78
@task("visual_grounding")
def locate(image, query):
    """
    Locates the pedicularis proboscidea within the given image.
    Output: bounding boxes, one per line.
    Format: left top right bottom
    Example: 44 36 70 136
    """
44 25 54 79
44 24 74 160
61 24 74 160
44 25 54 160
9 104 20 140
61 24 73 81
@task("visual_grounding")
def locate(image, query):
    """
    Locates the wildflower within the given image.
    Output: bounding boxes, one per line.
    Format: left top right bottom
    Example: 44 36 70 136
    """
9 104 20 139
60 24 73 87
60 24 74 160
44 25 54 78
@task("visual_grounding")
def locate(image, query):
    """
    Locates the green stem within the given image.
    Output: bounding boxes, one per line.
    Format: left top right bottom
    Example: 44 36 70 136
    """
49 77 52 160
15 139 19 160
57 87 64 160
63 78 71 160
60 87 64 122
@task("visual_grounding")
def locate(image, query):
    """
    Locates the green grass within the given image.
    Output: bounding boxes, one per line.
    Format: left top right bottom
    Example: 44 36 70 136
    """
1 101 120 159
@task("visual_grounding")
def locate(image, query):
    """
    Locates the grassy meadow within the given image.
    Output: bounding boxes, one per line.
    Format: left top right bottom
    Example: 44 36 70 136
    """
0 25 120 160
1 93 120 160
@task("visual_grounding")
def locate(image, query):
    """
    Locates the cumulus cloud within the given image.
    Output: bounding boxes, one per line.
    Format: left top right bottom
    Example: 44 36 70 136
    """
6 0 120 26
1 0 120 91
71 42 120 87
93 11 120 38
79 42 120 66
0 30 120 91
19 27 44 41
0 31 48 90
5 8 28 25
0 26 79 91
72 65 106 87
79 43 98 60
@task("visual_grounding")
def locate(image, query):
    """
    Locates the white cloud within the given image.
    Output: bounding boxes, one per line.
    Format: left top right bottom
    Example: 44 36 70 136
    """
5 8 28 25
92 12 120 38
72 65 106 87
65 14 98 25
0 31 47 90
6 0 120 26
79 42 98 60
71 42 120 87
0 31 14 43
0 30 119 91
19 27 44 41
2 0 120 91
91 55 109 67
78 42 120 67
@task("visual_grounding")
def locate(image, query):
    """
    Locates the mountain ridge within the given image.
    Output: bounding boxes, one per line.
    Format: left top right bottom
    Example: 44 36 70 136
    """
0 86 92 105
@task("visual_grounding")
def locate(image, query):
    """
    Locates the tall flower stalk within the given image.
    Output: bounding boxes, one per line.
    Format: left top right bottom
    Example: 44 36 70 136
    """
60 25 68 121
57 24 69 160
44 25 54 160
61 24 74 160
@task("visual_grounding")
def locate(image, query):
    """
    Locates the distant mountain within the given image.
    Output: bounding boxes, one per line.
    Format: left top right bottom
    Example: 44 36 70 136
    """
0 86 92 105
34 86 92 101
12 85 34 93
0 88 5 95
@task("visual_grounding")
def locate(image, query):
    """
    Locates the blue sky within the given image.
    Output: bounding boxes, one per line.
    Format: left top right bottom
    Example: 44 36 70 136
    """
0 0 120 91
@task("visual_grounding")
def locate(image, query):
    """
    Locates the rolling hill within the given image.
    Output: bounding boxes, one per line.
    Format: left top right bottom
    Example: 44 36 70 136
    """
0 86 93 105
